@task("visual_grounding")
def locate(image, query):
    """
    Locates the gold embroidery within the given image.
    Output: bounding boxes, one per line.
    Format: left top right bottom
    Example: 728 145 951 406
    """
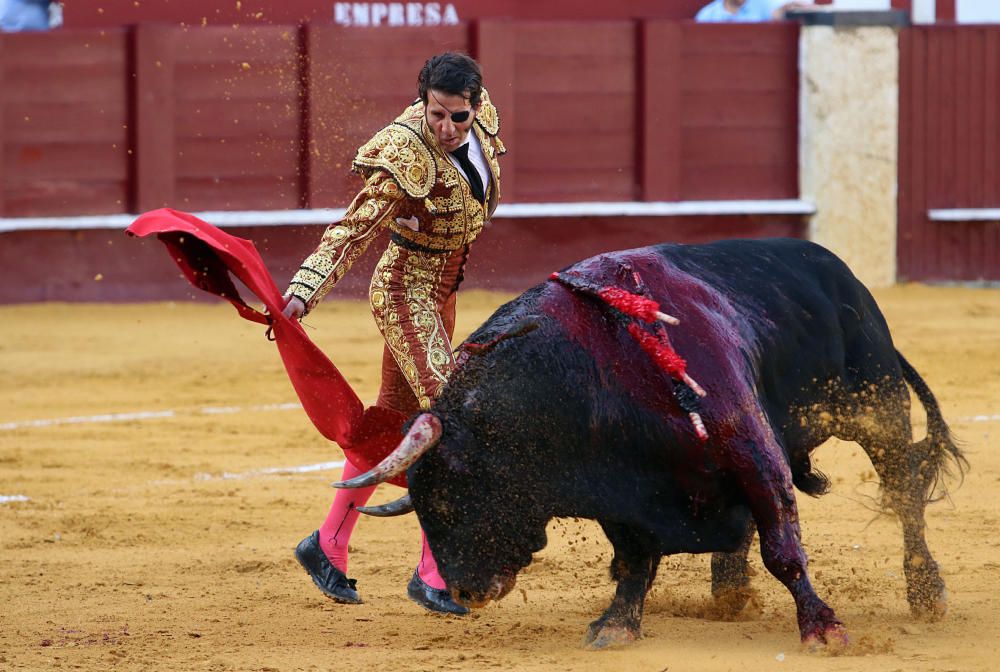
287 171 403 311
475 89 500 137
369 243 458 409
353 123 436 198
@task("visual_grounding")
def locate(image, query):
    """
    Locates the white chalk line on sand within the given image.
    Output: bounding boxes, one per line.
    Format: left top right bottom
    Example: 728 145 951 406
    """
4 460 348 505
966 414 1000 423
2 403 352 503
0 402 303 431
0 495 31 504
191 459 346 482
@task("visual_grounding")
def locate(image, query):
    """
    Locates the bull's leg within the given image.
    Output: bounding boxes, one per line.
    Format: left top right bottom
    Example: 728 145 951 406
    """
731 435 848 651
848 405 948 619
893 476 947 620
711 517 756 616
585 522 660 649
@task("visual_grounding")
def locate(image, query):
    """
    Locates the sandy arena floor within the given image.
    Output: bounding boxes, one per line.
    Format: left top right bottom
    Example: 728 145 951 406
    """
2 284 999 671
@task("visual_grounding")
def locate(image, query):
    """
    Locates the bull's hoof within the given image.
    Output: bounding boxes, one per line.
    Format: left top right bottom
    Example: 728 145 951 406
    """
801 623 849 654
909 588 948 621
583 622 639 650
711 586 753 618
905 556 948 621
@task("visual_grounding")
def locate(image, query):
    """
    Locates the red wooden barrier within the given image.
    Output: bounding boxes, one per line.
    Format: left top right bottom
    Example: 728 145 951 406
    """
1 20 801 218
643 21 799 202
898 26 1000 282
1 30 131 217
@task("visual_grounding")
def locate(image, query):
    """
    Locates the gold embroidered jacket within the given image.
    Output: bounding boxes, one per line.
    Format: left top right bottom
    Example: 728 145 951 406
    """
287 90 504 312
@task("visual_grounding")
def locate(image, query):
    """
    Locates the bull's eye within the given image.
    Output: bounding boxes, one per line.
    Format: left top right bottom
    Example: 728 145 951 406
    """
463 389 479 411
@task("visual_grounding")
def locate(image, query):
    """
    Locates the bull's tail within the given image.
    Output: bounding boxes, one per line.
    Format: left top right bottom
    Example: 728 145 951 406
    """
897 349 969 502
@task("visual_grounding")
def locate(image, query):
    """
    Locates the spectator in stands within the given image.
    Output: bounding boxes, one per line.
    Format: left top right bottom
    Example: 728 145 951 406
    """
695 0 811 22
282 52 505 616
0 0 52 31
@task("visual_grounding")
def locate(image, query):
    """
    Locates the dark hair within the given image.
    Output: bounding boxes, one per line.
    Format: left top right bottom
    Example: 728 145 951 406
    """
417 52 483 107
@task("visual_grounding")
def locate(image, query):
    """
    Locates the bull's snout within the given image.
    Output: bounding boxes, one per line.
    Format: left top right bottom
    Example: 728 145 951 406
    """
451 572 517 608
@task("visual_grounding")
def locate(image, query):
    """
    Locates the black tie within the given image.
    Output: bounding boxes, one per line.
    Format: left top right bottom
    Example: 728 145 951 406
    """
450 143 485 204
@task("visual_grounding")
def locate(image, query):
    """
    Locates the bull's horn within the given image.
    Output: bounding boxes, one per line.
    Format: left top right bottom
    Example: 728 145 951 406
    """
332 413 442 489
357 493 414 517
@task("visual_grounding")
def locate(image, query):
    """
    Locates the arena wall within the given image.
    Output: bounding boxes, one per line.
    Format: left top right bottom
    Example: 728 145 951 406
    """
897 25 1000 282
0 20 806 303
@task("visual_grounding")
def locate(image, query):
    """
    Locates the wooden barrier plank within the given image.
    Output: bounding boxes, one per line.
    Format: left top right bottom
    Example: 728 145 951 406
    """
640 20 681 202
513 58 634 94
922 28 942 279
175 136 300 178
171 26 300 64
909 28 928 281
175 99 300 138
4 64 126 103
908 28 928 280
964 29 984 278
3 180 128 217
1 29 125 67
510 22 634 57
682 89 796 129
681 55 794 93
681 164 797 200
681 23 796 56
514 132 633 169
896 27 914 279
985 30 999 208
514 169 634 202
6 101 127 144
510 20 636 201
939 28 960 277
133 24 177 212
513 94 633 133
475 19 517 201
955 30 973 213
681 128 793 166
5 142 128 181
984 30 1000 278
173 62 302 102
175 176 302 211
0 35 5 216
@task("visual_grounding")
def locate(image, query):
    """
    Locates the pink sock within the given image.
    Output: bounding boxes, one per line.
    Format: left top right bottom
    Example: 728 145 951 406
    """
418 530 447 590
317 460 375 575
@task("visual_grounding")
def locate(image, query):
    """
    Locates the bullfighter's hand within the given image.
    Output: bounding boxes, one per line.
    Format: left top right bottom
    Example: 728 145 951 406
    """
395 215 420 231
282 294 306 320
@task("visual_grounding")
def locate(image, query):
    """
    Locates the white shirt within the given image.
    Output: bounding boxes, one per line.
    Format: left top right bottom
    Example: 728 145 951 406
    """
447 131 491 200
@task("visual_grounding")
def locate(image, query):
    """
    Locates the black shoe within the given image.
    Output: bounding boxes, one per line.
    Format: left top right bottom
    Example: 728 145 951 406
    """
406 570 469 615
294 531 362 604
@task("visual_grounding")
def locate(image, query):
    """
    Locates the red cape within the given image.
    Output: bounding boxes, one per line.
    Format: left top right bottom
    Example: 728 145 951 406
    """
128 208 408 487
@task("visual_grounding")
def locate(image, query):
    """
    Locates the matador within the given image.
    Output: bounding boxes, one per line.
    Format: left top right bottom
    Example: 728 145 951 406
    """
283 52 504 615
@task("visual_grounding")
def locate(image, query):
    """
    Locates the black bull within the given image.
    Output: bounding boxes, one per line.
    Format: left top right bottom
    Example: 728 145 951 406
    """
338 238 966 650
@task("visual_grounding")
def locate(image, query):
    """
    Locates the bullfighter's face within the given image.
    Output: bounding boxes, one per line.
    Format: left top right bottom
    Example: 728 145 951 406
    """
424 88 479 153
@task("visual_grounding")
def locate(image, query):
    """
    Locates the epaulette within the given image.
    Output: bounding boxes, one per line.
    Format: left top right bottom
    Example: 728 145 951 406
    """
475 88 500 137
352 116 436 199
